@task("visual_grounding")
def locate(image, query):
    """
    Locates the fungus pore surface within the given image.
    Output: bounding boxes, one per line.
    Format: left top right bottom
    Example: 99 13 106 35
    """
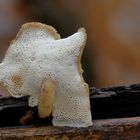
0 22 93 127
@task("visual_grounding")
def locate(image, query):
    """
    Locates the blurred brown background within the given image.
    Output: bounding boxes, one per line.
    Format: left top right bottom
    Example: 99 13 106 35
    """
1 0 140 88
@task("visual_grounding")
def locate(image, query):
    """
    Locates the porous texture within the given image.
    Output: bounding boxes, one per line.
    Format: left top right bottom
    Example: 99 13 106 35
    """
0 22 92 127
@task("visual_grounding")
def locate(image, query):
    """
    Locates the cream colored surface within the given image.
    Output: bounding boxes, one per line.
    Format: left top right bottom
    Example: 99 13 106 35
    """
38 79 55 118
0 22 92 127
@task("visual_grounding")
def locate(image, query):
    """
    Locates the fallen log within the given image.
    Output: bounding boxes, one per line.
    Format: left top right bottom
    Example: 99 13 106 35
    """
1 83 140 126
0 117 140 139
90 83 140 119
0 83 140 139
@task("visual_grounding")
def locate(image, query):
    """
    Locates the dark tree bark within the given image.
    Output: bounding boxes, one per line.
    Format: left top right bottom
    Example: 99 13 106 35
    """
1 83 140 139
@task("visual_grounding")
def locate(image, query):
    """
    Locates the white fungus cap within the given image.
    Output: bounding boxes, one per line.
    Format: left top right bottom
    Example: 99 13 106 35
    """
0 22 93 127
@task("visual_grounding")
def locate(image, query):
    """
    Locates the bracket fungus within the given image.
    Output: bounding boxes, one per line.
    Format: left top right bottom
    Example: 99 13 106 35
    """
0 22 93 127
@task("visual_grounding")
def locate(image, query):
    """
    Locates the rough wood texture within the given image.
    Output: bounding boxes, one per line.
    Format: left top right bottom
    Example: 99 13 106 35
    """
0 117 140 140
1 83 140 139
90 83 140 119
0 96 28 110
